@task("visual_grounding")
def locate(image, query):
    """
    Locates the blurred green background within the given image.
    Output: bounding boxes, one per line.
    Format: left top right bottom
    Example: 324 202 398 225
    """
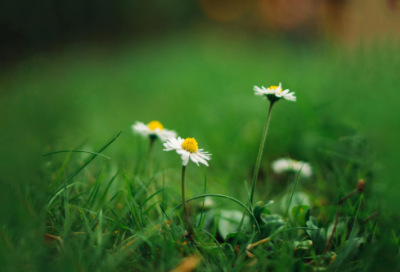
1 1 400 268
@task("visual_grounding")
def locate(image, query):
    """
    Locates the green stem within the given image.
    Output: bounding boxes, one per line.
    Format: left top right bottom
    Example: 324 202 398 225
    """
250 101 275 208
148 136 162 216
148 136 156 175
181 165 195 238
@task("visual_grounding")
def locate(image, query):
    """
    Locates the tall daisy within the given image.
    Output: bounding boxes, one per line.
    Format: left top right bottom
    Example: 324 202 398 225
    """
249 83 296 208
254 83 296 102
164 137 211 238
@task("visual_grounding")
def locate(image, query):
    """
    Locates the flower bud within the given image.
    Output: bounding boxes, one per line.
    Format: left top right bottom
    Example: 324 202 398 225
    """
357 179 365 193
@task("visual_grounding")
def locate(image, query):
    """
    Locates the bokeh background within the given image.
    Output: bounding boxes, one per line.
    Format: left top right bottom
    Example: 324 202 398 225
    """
1 0 400 262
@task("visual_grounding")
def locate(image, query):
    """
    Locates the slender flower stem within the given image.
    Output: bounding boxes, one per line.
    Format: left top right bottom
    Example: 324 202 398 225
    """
148 136 156 172
148 136 162 215
250 101 275 208
181 165 195 238
362 211 379 224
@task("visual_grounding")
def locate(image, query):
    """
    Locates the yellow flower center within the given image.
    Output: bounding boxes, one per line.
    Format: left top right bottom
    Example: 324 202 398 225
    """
269 85 281 92
181 137 199 153
147 120 164 131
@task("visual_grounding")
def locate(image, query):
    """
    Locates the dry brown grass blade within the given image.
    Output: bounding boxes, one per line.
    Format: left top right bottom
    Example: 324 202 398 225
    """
44 233 64 247
245 237 271 267
170 254 202 272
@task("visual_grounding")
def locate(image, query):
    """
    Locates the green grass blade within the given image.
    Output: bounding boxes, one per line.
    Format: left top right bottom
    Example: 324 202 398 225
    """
47 182 87 209
285 166 303 218
98 170 120 206
43 150 110 159
198 172 207 229
141 186 168 206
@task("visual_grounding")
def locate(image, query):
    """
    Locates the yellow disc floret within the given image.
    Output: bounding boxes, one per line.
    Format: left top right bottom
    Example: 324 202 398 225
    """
182 137 199 153
269 85 281 92
147 120 164 131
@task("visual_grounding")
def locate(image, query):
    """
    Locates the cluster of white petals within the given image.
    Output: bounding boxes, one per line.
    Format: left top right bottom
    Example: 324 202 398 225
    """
271 158 312 178
254 83 296 101
132 121 177 142
163 137 211 166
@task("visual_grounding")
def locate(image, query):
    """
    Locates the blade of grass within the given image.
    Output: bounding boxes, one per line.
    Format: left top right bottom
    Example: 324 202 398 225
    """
47 182 87 209
62 172 70 237
285 166 303 218
43 150 110 160
98 170 120 207
141 186 168 206
88 167 107 209
51 151 73 188
198 173 207 229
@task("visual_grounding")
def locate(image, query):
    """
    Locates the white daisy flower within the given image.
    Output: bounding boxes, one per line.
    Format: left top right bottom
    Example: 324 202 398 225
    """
254 83 296 102
164 137 211 166
272 158 312 178
132 120 177 142
199 197 215 209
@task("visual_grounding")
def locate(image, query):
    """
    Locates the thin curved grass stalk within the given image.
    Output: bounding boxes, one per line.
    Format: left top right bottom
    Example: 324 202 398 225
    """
43 150 110 159
170 193 261 233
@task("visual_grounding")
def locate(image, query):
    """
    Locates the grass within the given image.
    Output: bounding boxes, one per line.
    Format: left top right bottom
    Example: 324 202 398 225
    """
1 29 400 271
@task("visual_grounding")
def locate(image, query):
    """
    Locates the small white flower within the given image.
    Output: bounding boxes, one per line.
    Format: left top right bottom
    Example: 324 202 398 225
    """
164 137 211 166
132 120 177 142
254 83 296 102
272 158 312 178
199 197 214 209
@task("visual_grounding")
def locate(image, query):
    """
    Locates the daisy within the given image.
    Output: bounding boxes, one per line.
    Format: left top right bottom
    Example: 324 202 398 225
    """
165 137 211 238
164 137 211 166
271 158 312 178
254 83 296 102
132 120 177 142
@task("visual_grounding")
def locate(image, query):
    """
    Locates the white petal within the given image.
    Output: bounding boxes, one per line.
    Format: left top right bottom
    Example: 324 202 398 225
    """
132 122 152 136
192 152 209 166
189 154 200 166
181 152 190 166
157 129 178 142
163 137 182 151
254 86 267 95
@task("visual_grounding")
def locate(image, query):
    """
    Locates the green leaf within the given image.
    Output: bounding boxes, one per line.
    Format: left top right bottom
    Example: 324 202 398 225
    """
291 205 310 226
292 240 313 258
306 220 326 255
218 209 250 239
329 237 365 271
260 214 285 238
254 200 273 222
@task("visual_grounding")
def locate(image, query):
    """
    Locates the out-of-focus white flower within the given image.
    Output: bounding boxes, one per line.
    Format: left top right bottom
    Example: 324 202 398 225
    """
272 158 312 178
254 83 296 102
199 197 214 209
132 120 177 142
163 137 211 166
